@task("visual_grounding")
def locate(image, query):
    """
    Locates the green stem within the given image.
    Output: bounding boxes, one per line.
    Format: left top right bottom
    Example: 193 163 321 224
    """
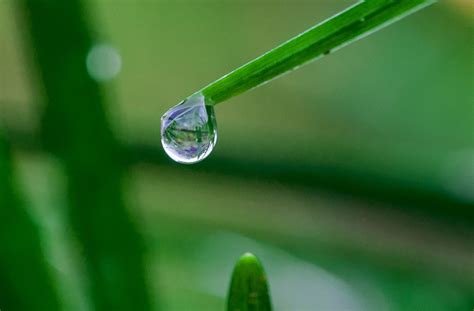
227 253 272 311
198 0 435 105
18 0 153 309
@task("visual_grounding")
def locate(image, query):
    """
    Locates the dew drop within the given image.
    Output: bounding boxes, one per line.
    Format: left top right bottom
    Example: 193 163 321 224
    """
160 93 217 164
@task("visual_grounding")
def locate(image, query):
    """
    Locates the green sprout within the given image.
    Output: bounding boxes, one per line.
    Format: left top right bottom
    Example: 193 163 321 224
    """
227 253 272 311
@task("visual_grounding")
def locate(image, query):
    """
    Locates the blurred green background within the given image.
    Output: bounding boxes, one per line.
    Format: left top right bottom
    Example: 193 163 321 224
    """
0 0 473 310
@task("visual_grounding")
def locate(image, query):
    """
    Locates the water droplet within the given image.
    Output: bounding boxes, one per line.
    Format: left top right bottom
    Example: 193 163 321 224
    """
161 93 217 164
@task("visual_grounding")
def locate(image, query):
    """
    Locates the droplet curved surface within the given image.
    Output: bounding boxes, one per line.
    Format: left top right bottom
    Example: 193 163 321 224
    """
161 94 217 164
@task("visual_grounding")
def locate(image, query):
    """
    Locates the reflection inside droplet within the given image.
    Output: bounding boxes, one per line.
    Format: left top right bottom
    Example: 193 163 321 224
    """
86 43 122 82
160 93 217 164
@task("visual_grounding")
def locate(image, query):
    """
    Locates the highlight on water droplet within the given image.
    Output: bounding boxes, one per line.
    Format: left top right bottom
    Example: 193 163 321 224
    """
160 93 217 164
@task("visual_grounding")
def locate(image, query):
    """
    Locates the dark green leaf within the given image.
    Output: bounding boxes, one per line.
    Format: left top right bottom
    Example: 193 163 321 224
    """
0 133 60 310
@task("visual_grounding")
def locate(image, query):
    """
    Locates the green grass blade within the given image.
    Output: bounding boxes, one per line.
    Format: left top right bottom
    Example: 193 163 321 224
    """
199 0 435 105
0 133 61 310
18 0 153 309
227 253 272 311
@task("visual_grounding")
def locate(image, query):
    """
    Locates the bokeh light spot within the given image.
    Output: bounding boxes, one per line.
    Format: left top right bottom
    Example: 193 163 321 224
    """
86 43 122 82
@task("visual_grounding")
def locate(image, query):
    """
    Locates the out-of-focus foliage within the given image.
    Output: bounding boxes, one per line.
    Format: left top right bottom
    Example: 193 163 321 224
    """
0 0 472 310
16 0 152 309
0 133 60 310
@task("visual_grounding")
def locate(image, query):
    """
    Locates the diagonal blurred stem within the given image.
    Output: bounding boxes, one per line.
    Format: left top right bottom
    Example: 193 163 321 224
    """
199 0 435 105
17 0 153 309
0 132 60 310
4 123 474 228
